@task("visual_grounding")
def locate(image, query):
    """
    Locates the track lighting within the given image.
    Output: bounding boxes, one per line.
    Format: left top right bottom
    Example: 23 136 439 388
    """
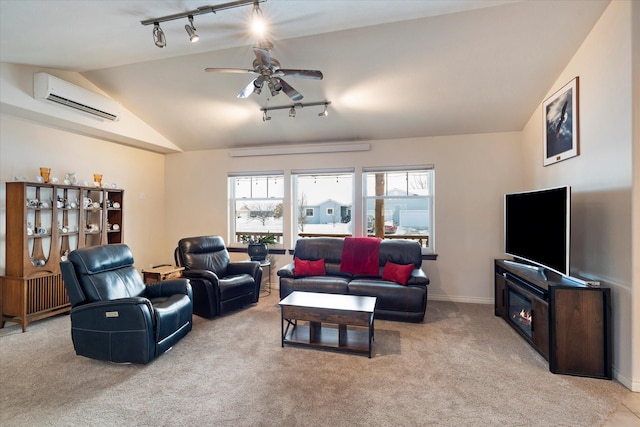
185 15 199 43
153 22 166 48
141 0 265 47
259 101 331 121
318 103 329 117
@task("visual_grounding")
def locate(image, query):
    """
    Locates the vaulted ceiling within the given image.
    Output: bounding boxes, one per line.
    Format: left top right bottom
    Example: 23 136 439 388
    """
0 0 610 152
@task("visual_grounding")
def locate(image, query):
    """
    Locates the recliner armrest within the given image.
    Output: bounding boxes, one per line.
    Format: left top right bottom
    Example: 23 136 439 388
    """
69 297 156 364
277 263 295 278
182 269 219 283
407 268 430 286
146 279 193 301
70 297 154 329
227 261 260 277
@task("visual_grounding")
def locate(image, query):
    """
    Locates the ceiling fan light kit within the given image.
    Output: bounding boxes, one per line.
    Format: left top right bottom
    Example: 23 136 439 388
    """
141 0 265 47
206 47 324 101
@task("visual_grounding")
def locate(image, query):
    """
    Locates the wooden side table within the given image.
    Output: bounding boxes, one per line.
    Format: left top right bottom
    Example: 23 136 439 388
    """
142 265 185 284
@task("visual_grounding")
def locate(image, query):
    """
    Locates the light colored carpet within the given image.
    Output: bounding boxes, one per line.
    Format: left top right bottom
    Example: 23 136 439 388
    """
0 293 628 426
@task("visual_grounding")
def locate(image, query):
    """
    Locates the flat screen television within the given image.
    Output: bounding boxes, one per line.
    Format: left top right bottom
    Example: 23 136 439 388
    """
504 185 571 276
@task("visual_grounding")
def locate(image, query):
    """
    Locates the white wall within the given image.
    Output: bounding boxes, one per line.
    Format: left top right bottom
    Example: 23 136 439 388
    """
631 0 640 394
0 115 168 273
0 63 181 154
164 132 522 304
521 0 637 391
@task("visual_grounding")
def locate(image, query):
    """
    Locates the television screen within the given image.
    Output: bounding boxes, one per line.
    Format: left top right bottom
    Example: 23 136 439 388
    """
504 186 570 276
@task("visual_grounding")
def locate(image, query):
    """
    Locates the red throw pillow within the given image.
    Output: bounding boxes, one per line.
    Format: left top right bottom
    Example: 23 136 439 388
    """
382 261 414 285
294 257 326 277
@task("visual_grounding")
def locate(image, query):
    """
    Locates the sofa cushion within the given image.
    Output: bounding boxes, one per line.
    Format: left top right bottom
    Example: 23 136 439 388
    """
294 257 326 277
293 237 344 264
379 239 423 267
280 276 350 296
382 261 413 285
348 279 427 314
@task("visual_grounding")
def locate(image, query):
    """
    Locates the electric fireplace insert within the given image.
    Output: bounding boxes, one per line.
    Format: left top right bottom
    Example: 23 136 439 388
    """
507 286 533 339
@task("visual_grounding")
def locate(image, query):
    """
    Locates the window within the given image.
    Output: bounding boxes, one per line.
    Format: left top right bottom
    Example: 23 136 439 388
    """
228 167 434 252
293 170 354 241
228 173 284 245
363 167 434 251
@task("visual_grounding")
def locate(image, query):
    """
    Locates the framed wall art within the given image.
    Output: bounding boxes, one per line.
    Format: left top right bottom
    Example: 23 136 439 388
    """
543 77 579 166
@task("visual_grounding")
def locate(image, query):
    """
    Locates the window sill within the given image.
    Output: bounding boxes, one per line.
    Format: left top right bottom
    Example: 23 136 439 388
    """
228 246 287 256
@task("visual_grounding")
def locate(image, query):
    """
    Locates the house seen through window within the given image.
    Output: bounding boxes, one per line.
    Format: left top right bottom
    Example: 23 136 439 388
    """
293 171 354 241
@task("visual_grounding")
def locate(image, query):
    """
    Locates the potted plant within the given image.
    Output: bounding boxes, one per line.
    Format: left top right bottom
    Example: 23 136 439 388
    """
240 233 276 261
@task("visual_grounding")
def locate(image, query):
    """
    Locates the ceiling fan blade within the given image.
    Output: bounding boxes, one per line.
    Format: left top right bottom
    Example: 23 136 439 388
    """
279 79 303 102
253 47 271 68
278 69 323 80
237 79 258 99
205 68 257 74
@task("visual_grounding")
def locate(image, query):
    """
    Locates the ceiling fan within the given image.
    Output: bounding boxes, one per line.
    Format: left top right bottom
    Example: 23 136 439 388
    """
205 45 323 101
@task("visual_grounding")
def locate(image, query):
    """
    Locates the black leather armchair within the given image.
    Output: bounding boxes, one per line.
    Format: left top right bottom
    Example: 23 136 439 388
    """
60 244 193 364
175 236 262 318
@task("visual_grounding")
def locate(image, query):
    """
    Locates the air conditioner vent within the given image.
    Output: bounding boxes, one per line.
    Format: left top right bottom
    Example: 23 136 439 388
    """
46 93 119 121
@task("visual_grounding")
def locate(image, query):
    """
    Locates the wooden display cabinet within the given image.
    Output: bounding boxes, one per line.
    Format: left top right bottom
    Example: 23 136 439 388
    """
1 181 125 331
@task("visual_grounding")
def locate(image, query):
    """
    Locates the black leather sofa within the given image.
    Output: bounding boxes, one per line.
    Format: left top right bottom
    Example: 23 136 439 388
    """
60 244 193 364
278 237 429 322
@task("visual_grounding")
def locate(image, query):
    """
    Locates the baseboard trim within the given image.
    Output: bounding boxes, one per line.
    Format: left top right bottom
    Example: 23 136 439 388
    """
611 367 639 391
427 294 493 305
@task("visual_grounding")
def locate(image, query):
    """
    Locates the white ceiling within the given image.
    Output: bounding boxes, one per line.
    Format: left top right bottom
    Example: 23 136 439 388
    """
0 0 610 152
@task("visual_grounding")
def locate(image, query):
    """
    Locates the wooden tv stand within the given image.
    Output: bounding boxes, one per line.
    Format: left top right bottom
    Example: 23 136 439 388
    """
494 259 611 379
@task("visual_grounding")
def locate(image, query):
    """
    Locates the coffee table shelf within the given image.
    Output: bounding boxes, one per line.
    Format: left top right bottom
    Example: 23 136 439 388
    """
279 291 377 358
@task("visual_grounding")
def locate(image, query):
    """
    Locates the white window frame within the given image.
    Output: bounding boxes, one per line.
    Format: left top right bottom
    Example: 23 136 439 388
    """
228 171 284 247
363 165 434 254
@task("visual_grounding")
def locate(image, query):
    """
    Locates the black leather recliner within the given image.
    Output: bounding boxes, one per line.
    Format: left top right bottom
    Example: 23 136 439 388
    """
60 244 193 364
175 236 262 318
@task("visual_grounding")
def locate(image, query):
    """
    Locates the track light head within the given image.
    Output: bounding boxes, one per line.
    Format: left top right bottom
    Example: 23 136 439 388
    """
262 110 271 121
153 22 166 48
289 106 296 118
185 15 199 42
318 103 329 116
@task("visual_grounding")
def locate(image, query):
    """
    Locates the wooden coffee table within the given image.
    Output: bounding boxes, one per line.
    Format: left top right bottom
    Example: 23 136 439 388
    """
279 291 377 358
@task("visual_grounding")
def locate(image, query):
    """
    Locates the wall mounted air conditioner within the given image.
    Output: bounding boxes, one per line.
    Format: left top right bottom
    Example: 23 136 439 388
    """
34 72 121 121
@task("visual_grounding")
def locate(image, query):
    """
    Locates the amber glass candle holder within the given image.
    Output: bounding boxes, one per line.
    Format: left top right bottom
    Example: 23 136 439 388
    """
93 174 103 187
39 167 51 183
